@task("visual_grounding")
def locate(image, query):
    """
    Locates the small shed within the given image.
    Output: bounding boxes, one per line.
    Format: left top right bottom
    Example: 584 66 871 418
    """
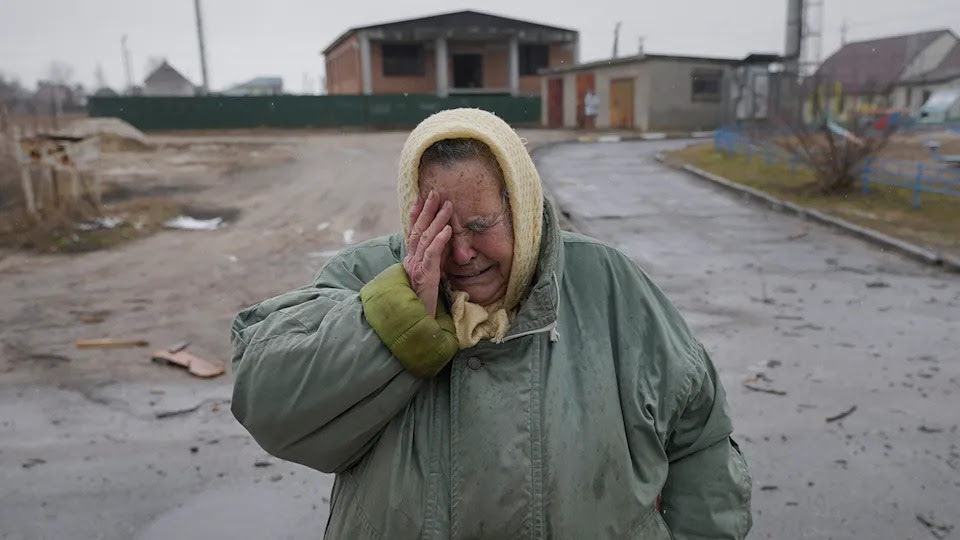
539 53 738 131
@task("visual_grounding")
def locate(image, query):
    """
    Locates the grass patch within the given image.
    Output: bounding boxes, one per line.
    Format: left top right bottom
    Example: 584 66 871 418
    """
668 143 960 257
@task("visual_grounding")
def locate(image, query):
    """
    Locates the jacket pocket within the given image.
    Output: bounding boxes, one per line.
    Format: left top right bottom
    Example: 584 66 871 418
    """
631 509 674 540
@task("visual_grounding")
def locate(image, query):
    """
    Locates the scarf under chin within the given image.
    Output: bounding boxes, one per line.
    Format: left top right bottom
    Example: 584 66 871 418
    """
398 109 544 350
444 288 516 348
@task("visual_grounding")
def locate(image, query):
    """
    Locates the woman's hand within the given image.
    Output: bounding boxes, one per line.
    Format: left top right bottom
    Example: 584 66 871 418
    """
404 190 453 318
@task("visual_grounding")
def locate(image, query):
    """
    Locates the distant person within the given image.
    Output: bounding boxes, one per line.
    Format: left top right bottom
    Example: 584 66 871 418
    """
230 108 753 539
584 88 600 128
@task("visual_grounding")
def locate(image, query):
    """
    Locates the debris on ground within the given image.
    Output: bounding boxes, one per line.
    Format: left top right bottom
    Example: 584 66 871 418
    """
22 458 46 469
58 118 149 152
253 461 272 468
163 215 224 230
154 398 230 419
825 405 858 423
918 425 944 434
743 384 788 396
760 485 779 491
916 513 954 539
150 342 224 378
166 340 191 354
342 228 355 244
76 338 149 349
866 281 891 289
270 474 283 482
75 217 124 231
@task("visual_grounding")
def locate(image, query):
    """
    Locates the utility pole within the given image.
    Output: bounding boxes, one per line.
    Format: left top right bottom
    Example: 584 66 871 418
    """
638 36 645 55
612 22 622 58
121 35 133 93
194 0 210 94
840 19 848 46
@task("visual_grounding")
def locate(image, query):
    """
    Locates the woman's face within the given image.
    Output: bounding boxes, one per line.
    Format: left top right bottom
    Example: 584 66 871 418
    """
419 158 514 306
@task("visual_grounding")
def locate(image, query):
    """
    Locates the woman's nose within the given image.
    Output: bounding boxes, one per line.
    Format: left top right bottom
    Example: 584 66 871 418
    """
450 234 476 265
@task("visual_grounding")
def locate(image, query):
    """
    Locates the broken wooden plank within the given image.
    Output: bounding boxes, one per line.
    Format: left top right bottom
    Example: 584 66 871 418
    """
151 349 225 378
76 338 149 349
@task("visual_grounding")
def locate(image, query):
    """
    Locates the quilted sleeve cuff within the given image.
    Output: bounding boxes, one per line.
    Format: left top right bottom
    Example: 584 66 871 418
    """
359 263 459 378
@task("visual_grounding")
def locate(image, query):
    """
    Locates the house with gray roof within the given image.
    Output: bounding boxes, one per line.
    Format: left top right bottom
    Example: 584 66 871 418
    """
891 37 960 120
223 76 284 96
813 29 959 119
143 61 197 97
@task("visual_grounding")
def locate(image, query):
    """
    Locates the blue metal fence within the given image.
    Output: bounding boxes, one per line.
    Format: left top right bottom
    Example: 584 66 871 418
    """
713 127 960 208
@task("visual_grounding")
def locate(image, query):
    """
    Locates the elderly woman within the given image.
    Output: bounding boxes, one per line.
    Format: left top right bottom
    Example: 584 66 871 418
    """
231 109 752 539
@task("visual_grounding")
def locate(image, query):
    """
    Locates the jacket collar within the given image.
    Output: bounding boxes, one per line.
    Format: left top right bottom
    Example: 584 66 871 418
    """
502 198 564 341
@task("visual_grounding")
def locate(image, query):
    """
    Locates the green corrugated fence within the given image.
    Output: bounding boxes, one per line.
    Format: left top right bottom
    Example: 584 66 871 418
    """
87 94 542 131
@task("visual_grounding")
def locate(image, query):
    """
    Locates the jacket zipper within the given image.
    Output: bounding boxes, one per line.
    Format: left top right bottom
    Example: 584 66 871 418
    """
502 273 561 343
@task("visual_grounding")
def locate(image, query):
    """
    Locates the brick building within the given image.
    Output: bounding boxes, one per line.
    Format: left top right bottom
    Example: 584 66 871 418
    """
322 10 578 97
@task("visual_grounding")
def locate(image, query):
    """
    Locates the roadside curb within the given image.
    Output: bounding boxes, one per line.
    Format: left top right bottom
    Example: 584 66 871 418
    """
656 152 960 272
572 130 714 144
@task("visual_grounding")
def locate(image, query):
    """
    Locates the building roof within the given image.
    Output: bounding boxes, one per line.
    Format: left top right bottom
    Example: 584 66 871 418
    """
539 53 740 75
228 76 283 89
322 10 577 55
93 87 119 97
144 61 194 87
815 29 953 94
901 41 960 84
741 53 782 65
223 76 284 95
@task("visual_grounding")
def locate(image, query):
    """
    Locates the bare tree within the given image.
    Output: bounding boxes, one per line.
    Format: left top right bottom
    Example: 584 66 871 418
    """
772 103 894 195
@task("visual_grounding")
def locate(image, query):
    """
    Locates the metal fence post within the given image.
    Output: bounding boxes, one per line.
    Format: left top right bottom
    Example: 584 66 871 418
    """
861 157 872 195
913 163 923 209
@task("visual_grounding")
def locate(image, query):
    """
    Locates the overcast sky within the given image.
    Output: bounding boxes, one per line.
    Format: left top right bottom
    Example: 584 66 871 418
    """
2 0 959 92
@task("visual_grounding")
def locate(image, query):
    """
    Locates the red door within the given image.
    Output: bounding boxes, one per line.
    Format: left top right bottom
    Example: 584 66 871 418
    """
548 78 564 127
576 73 596 128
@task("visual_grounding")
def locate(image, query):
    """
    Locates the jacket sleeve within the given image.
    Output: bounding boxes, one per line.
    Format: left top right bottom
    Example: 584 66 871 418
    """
659 343 753 539
230 248 458 474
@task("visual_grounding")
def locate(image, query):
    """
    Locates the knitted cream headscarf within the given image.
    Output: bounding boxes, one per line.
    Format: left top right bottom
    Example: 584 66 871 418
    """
398 108 544 349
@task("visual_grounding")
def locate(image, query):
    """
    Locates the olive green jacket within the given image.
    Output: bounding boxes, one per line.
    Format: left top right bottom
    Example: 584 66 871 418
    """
230 202 753 539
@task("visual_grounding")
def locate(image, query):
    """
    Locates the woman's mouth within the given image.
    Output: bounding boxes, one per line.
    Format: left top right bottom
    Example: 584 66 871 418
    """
451 267 492 281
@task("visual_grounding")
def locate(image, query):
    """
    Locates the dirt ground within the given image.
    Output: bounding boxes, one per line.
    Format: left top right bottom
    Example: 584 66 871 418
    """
883 129 960 162
0 129 574 539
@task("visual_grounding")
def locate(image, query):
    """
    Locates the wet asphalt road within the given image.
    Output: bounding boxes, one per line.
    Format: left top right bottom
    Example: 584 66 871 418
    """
536 140 960 540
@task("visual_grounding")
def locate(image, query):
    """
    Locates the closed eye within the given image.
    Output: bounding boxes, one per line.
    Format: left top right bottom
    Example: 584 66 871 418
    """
466 221 492 233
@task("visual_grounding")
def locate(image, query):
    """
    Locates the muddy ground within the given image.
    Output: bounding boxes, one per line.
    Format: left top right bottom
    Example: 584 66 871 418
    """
0 130 957 540
0 130 572 540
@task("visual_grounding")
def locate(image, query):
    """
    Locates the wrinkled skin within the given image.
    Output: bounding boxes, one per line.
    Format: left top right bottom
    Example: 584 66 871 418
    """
405 159 514 313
